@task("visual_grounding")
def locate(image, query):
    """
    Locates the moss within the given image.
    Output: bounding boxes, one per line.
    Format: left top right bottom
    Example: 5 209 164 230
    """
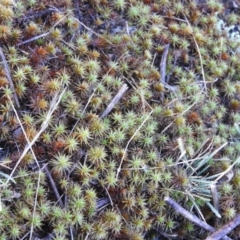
1 0 240 238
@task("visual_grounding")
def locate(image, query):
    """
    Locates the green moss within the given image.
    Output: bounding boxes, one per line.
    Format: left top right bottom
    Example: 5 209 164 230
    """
2 0 240 238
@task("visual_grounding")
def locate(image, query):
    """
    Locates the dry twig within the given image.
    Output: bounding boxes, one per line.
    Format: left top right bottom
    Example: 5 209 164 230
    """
116 97 153 180
100 84 128 119
184 14 206 91
206 215 240 240
159 44 170 101
210 184 220 216
73 0 83 31
164 196 232 240
6 89 66 184
0 47 20 108
17 14 68 46
160 44 170 84
44 165 64 208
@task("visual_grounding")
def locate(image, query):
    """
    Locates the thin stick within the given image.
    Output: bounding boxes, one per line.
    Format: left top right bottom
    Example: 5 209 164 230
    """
213 156 240 184
17 14 68 46
96 198 110 210
70 227 74 240
84 233 89 240
0 47 20 108
18 8 57 23
164 196 214 231
160 44 170 84
115 78 153 181
184 14 206 91
192 138 213 159
206 215 240 240
159 231 178 239
74 19 113 46
20 231 30 240
159 44 170 101
160 15 188 23
9 97 43 240
210 184 219 216
44 165 64 208
116 108 153 180
6 88 66 184
190 142 228 176
186 190 206 222
49 5 112 45
103 186 113 207
161 91 203 134
100 84 128 119
73 0 83 29
164 196 232 240
17 32 50 46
